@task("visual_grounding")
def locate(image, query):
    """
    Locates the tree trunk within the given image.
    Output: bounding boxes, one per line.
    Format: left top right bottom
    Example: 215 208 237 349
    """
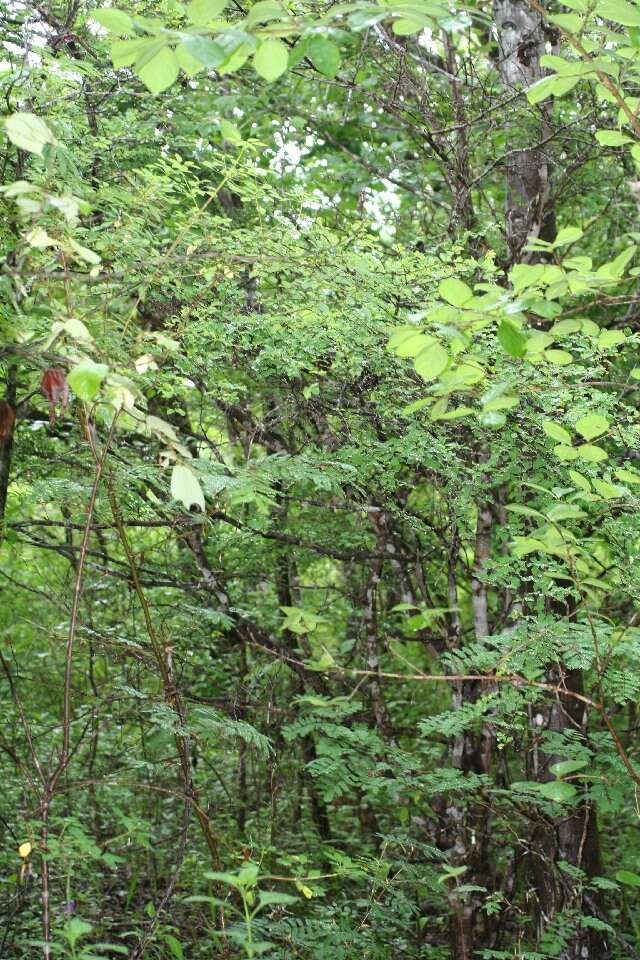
493 0 557 263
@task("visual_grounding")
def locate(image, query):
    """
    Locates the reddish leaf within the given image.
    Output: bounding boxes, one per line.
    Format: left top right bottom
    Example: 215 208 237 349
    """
40 367 69 424
0 401 16 445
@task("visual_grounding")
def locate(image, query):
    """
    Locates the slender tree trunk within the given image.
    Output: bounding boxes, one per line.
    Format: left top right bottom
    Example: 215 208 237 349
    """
0 366 17 534
447 494 495 959
493 0 556 263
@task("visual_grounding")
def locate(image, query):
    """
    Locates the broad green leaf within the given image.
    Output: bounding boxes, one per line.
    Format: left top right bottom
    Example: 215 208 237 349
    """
438 278 473 307
553 226 583 247
569 470 591 492
617 870 640 886
307 37 341 77
497 320 526 358
258 891 298 906
246 0 283 26
482 395 519 412
414 343 449 381
576 444 608 462
597 329 625 349
68 239 101 265
544 349 573 366
505 504 545 518
171 464 206 511
597 0 640 25
554 444 579 461
549 12 583 29
138 47 180 94
4 113 55 155
550 319 582 336
176 43 206 76
595 129 633 146
187 0 228 24
511 537 547 557
546 503 585 520
526 75 558 104
183 36 227 68
575 414 609 440
67 360 109 400
549 759 588 777
111 38 156 68
93 9 134 32
394 333 436 357
253 39 289 82
479 410 507 429
592 479 622 499
616 468 640 483
219 118 243 143
538 780 577 802
392 16 428 34
542 421 572 444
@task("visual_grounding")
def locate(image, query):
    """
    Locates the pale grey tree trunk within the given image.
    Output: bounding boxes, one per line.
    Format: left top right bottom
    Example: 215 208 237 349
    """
493 0 556 262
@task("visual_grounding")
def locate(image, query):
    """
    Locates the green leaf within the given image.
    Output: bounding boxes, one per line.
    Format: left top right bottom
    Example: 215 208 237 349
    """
595 129 633 146
219 118 243 143
394 333 436 357
574 414 609 440
616 870 640 887
544 349 573 365
553 225 583 247
111 38 155 68
4 113 55 155
68 239 101 265
576 444 608 462
392 16 428 34
413 343 449 381
187 0 228 24
253 39 289 82
438 278 473 307
569 470 591 492
549 759 588 777
307 37 341 77
93 9 134 32
138 46 180 94
526 74 559 104
597 329 625 350
546 503 585 520
538 780 577 802
548 12 583 29
597 0 640 25
479 410 507 429
163 934 185 960
183 36 227 68
171 464 206 511
616 468 640 483
175 43 205 75
511 537 547 557
67 360 109 401
246 0 284 26
554 444 579 461
592 478 622 499
542 421 572 444
497 321 526 358
258 891 298 906
506 504 545 518
482 395 519 412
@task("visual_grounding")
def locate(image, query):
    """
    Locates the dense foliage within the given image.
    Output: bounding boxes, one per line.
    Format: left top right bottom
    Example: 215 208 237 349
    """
3 0 640 957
